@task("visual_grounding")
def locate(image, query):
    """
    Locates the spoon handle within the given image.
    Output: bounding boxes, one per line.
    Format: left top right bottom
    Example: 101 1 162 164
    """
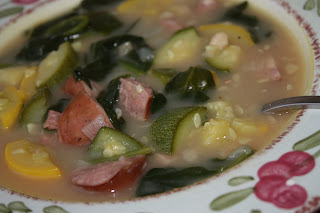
261 96 320 113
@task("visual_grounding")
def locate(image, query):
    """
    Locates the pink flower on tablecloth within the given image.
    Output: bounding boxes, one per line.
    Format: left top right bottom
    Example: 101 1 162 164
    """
254 151 315 209
12 0 39 4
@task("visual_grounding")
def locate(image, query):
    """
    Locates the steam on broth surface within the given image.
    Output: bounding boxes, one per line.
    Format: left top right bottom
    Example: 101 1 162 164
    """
0 0 308 202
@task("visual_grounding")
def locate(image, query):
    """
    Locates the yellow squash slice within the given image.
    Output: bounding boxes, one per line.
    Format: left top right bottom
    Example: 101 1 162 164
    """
0 86 24 129
5 140 61 178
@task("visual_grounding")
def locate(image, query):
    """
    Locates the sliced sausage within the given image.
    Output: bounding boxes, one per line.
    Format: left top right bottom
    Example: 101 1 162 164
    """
119 78 153 121
58 92 113 146
43 110 61 130
62 75 101 98
71 156 146 192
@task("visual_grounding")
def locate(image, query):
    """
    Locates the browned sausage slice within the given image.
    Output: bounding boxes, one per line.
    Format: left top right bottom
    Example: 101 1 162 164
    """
58 92 113 146
119 78 153 121
71 156 146 191
62 75 101 98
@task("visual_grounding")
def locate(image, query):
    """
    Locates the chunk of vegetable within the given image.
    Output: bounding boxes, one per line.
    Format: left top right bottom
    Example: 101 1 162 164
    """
199 24 254 47
204 44 241 71
153 27 202 68
19 88 50 126
0 86 24 129
87 127 152 163
150 68 177 85
150 106 207 154
36 42 78 89
5 140 61 178
19 66 37 101
0 66 26 87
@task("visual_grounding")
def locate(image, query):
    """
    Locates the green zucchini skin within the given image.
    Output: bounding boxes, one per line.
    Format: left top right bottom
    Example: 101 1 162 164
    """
87 127 152 163
150 106 207 154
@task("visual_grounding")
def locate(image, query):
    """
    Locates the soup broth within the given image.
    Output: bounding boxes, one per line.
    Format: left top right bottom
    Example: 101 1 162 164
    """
0 0 309 202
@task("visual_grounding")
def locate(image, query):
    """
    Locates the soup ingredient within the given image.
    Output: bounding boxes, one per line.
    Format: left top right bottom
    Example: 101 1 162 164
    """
19 66 37 100
119 78 153 121
58 92 113 146
0 66 26 87
150 106 207 154
0 86 24 129
72 155 146 192
164 66 216 103
36 42 77 89
19 88 50 126
63 75 101 98
151 68 177 85
5 140 61 178
87 127 151 163
137 145 253 197
153 27 202 68
90 35 154 76
203 32 242 71
199 23 254 47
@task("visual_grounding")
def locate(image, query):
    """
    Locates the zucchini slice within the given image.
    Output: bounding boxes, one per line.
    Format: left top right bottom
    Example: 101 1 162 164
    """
150 106 207 154
19 88 50 126
36 42 78 89
153 27 202 68
87 127 152 163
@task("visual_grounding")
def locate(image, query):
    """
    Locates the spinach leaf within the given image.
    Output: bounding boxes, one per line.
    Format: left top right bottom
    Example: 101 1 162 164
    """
16 10 123 61
96 74 130 110
136 146 253 197
150 91 167 114
81 0 122 9
91 35 154 74
87 11 123 34
164 66 215 103
80 55 116 82
136 167 218 197
221 1 272 43
96 74 130 129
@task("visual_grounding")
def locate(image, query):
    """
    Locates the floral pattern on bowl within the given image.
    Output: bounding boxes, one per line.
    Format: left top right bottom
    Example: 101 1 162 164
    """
0 0 319 212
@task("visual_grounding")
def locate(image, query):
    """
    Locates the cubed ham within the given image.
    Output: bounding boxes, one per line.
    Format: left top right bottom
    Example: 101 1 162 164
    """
81 114 111 141
119 78 154 121
43 110 61 130
39 132 60 146
71 156 146 192
58 92 113 146
160 18 184 33
264 56 282 81
196 0 220 13
62 75 102 98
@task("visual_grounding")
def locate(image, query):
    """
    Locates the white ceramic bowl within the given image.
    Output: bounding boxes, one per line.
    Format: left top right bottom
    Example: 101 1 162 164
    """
0 0 319 212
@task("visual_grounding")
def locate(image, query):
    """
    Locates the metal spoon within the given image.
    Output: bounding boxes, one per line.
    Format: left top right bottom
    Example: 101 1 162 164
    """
261 96 320 113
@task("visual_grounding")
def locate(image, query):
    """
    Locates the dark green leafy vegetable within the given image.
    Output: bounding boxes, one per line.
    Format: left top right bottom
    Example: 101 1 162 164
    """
136 146 253 197
16 10 123 61
150 92 167 114
91 35 154 74
221 1 272 43
165 66 215 103
73 67 92 89
81 0 121 9
96 74 130 129
80 56 116 82
136 167 217 197
87 11 123 34
43 15 89 37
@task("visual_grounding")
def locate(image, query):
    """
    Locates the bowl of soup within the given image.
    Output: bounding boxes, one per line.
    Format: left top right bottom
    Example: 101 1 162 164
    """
0 0 319 212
